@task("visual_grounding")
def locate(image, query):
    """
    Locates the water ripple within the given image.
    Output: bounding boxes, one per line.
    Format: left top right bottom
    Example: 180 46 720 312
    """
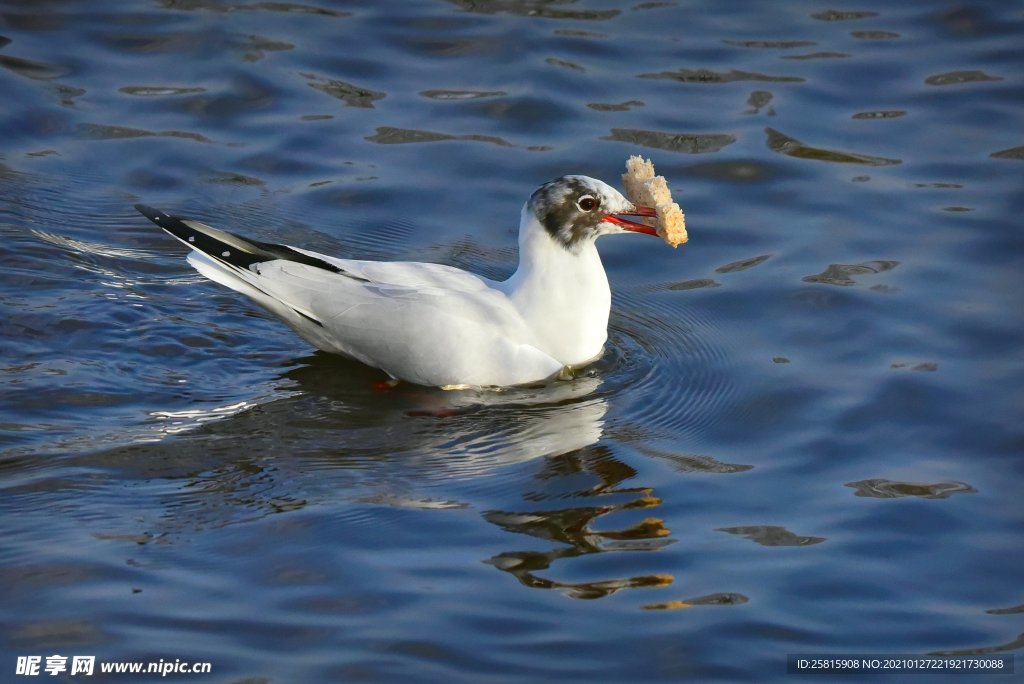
642 592 750 611
638 68 804 84
766 128 901 166
811 10 878 21
0 54 71 81
77 123 212 144
420 89 507 100
802 260 899 286
119 85 208 97
158 0 351 17
301 73 385 108
604 128 736 154
445 0 620 21
602 289 735 440
717 525 826 546
925 70 1004 86
844 479 978 499
365 126 514 147
990 145 1024 160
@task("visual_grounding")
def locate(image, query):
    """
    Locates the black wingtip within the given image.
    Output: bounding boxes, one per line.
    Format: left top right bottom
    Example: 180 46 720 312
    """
136 203 359 281
135 203 168 225
135 203 196 246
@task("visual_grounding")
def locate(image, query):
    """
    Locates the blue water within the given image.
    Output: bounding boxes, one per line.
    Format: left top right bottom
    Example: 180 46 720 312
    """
2 1 1023 681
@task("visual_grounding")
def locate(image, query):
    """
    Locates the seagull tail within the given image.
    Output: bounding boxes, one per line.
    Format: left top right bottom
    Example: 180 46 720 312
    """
134 204 345 348
134 204 346 275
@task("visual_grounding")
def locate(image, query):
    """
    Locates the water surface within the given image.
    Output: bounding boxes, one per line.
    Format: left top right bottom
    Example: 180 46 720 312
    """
2 1 1023 681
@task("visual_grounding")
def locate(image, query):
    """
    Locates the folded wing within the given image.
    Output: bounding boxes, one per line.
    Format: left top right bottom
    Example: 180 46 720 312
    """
137 205 563 386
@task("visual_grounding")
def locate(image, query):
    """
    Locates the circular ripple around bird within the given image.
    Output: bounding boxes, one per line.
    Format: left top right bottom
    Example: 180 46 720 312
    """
597 289 737 442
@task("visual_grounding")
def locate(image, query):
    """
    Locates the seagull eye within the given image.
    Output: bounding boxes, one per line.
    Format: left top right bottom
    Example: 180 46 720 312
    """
577 195 599 212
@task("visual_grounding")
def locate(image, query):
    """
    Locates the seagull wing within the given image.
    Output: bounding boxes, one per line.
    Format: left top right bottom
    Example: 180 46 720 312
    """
137 205 563 386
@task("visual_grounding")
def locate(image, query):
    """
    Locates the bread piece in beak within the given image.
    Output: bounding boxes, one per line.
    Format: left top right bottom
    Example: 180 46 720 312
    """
622 155 688 247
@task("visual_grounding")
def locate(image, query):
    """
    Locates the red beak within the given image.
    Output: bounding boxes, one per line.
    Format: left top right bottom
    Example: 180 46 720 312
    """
601 205 658 236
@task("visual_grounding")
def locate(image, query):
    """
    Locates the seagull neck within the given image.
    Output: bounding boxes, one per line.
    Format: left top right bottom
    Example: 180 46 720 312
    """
505 213 607 289
497 211 611 364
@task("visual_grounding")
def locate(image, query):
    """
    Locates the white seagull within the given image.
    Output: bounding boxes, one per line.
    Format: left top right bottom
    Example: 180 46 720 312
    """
137 175 660 388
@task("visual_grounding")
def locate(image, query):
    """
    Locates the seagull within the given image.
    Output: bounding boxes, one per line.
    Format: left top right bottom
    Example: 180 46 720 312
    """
136 175 660 389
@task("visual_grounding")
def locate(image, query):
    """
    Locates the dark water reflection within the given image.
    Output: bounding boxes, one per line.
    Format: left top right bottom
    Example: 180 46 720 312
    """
2 0 1024 680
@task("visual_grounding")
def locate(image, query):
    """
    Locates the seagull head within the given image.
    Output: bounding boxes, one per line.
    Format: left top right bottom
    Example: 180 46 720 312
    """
526 175 657 253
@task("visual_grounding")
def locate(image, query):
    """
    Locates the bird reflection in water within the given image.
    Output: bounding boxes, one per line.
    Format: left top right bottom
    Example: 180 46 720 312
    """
136 354 686 601
483 445 675 599
276 357 683 600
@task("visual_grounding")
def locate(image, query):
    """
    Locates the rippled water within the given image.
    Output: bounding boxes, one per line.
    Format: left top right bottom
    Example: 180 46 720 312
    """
2 1 1023 681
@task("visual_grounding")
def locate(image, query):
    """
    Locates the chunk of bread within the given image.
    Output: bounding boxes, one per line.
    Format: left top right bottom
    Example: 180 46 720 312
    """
621 155 688 247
